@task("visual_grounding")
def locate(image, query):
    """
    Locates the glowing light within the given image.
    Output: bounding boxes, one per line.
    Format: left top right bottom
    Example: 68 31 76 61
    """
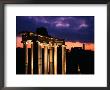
16 36 23 48
16 36 94 51
65 41 94 51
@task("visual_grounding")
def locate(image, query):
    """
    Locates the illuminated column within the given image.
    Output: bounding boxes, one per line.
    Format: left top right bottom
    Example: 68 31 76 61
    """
31 41 33 74
64 46 66 74
54 45 57 74
49 46 53 74
25 41 28 74
38 42 42 74
47 50 50 74
44 45 48 74
62 45 66 74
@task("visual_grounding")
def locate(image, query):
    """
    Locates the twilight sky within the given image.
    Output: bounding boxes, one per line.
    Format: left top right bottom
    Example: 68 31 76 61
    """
16 16 94 50
16 16 94 43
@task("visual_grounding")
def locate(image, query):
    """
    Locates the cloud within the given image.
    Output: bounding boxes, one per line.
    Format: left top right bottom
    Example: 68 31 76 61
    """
28 16 49 24
55 22 70 28
56 23 70 27
79 20 88 29
79 23 88 28
52 17 71 28
27 16 89 30
16 16 94 43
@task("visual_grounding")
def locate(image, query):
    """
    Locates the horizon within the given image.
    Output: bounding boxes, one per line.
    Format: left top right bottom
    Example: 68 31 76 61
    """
16 16 94 51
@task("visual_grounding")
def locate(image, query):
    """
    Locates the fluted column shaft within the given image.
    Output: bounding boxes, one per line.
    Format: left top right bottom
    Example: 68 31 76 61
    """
31 42 33 74
62 45 66 74
23 41 28 74
49 47 53 74
44 45 48 74
38 42 42 74
54 45 57 74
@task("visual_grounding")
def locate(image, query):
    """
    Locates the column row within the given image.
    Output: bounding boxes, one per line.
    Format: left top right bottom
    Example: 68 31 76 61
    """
24 41 66 74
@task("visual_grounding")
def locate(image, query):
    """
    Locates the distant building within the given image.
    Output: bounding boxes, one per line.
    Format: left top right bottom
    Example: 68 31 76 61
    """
83 43 85 50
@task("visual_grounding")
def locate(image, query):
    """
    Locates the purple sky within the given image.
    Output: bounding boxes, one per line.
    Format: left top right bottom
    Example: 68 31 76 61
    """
16 16 94 43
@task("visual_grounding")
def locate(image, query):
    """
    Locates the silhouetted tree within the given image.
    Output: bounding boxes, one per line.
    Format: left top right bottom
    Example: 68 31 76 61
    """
36 27 49 36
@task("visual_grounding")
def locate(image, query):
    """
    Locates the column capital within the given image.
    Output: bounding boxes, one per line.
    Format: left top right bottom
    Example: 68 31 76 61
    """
62 45 66 47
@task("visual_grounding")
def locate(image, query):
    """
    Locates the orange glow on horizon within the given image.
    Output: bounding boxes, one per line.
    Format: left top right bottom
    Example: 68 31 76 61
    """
16 36 31 48
65 41 94 51
16 36 94 51
16 36 23 48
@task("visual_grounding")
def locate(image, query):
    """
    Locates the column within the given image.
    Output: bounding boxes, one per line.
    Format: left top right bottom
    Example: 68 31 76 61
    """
49 47 53 74
31 41 33 74
54 45 57 74
64 46 66 74
44 45 48 74
24 41 28 74
62 45 66 74
47 50 50 74
38 42 42 74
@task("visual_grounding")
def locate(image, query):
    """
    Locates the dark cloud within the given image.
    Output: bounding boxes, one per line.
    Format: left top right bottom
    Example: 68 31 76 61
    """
16 16 94 43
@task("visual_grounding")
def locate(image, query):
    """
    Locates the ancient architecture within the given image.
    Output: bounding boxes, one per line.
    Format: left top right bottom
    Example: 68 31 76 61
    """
21 32 66 74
